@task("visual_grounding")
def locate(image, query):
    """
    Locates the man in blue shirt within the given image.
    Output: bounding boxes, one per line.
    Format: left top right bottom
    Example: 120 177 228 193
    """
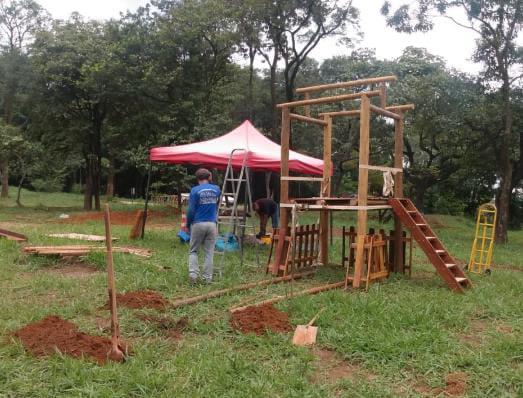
183 168 221 284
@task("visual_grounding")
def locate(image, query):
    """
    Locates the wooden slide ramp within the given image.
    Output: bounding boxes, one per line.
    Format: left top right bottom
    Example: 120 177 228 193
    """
389 198 471 292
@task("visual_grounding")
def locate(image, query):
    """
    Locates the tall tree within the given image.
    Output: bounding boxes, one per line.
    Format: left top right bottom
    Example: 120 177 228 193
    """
0 0 48 198
381 0 522 242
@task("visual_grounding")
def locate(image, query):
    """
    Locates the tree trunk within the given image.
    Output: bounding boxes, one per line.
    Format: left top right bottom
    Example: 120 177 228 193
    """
16 172 26 207
248 47 255 121
413 182 427 211
270 63 278 139
495 82 513 244
0 160 9 198
83 162 93 211
106 158 115 200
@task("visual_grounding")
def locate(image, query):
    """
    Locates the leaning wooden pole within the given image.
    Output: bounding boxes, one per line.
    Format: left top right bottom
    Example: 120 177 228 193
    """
393 114 405 273
171 271 315 309
230 281 345 313
271 107 291 275
352 95 371 288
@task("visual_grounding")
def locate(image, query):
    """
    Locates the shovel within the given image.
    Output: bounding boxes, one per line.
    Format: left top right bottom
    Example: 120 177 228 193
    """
292 307 326 346
104 204 125 362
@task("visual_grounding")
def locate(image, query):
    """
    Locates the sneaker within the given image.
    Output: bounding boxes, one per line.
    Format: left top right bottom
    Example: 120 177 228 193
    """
189 277 198 285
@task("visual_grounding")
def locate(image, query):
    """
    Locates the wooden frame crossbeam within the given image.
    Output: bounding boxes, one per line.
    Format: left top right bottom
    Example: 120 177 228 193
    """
277 90 381 109
280 203 392 211
359 165 403 174
318 104 414 118
281 176 323 182
289 113 327 126
369 105 400 120
296 76 398 94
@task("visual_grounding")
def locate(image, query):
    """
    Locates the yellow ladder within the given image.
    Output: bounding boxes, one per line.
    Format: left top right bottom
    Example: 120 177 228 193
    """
468 203 497 274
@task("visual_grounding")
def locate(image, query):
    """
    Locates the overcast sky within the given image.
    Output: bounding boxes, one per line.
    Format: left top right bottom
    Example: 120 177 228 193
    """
38 0 483 74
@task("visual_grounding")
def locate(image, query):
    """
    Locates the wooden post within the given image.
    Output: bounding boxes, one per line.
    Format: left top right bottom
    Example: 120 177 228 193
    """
272 107 291 274
393 114 404 273
319 115 332 266
379 83 387 108
304 92 311 117
353 95 371 288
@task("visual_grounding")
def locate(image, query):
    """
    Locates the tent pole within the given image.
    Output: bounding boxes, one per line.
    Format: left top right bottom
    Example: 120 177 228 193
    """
141 160 153 239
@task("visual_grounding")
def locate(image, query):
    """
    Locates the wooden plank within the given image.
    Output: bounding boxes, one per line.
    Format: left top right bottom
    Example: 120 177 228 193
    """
379 83 387 108
369 104 400 120
272 107 291 274
277 90 381 109
290 113 328 126
353 94 371 288
296 76 397 94
386 104 415 112
0 228 28 242
280 203 391 210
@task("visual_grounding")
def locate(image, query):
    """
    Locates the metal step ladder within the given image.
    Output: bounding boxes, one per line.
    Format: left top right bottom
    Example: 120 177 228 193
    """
214 149 258 276
389 198 471 292
468 203 496 274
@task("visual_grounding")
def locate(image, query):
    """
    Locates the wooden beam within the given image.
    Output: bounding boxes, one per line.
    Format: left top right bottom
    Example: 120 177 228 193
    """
379 83 387 108
280 176 324 182
352 95 371 289
277 90 381 109
393 114 405 273
272 107 291 274
280 204 392 210
318 104 415 118
370 105 401 120
359 165 403 173
289 113 328 126
320 115 332 266
296 76 398 94
386 104 415 112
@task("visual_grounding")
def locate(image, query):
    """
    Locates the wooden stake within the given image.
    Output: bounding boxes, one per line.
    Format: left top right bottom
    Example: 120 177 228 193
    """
353 95 371 288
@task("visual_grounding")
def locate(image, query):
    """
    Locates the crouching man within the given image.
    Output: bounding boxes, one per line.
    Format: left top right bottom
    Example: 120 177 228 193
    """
183 168 221 284
253 198 279 239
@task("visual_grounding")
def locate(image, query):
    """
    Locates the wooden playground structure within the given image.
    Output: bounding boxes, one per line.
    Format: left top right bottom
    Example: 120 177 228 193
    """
268 75 472 292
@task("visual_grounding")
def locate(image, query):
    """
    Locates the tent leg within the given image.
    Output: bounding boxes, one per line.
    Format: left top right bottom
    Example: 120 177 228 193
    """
141 161 153 239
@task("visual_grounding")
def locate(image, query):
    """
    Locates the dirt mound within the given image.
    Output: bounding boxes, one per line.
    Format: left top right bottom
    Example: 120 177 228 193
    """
444 372 468 396
11 315 128 364
108 290 170 310
64 210 172 225
230 304 292 335
139 314 188 339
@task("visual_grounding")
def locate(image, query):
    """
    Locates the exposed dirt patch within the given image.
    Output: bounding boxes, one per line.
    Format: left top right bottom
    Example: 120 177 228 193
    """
63 210 174 225
444 372 468 396
458 319 488 346
138 314 189 340
492 263 523 272
43 259 99 278
11 315 129 364
105 290 170 310
310 347 375 385
496 323 514 334
230 304 292 335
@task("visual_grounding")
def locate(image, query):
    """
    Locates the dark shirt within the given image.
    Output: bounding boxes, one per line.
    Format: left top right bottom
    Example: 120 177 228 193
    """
255 198 277 216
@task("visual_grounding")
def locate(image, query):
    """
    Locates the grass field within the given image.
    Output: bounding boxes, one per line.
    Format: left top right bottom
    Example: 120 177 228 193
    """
0 191 522 397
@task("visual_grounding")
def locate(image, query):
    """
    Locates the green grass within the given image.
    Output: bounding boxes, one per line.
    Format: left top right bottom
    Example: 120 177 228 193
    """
0 191 522 397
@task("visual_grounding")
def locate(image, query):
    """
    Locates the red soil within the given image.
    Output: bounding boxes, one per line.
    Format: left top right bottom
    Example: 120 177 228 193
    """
108 290 170 310
230 304 292 336
11 315 128 364
64 210 174 225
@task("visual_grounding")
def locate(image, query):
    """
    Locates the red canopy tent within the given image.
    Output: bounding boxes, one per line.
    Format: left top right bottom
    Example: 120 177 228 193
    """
149 120 324 175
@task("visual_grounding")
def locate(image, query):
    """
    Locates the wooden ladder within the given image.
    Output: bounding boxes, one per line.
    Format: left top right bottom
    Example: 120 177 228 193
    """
388 198 471 292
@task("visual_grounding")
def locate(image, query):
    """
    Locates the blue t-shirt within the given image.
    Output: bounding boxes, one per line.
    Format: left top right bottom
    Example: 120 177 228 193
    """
186 183 221 227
